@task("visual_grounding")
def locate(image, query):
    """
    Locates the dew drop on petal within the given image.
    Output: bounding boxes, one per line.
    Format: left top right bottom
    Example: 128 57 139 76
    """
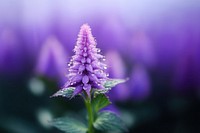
68 63 72 67
97 48 101 52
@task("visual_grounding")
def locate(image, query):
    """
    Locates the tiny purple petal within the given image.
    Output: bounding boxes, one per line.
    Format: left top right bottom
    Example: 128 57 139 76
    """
82 75 89 84
83 53 87 57
86 64 93 72
78 65 85 72
70 62 81 70
91 61 100 69
92 82 104 90
84 84 91 96
72 86 83 97
88 73 98 82
83 84 89 90
71 75 82 83
94 70 107 78
86 58 91 63
81 58 86 63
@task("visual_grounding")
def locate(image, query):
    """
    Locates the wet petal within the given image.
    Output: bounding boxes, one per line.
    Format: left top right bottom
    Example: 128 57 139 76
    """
82 75 89 84
86 58 91 63
78 65 85 72
72 86 83 97
83 84 91 96
89 74 98 82
86 64 93 72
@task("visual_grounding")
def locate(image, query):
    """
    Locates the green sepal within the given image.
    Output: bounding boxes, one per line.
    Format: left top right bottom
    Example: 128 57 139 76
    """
50 116 87 133
50 87 75 98
93 111 128 133
92 94 111 113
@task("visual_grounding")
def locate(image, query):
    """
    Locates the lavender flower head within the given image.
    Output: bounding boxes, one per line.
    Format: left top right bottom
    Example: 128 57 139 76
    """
51 24 128 133
65 24 108 96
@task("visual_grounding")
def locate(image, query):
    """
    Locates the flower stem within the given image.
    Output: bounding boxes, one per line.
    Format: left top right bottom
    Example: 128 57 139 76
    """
85 96 94 133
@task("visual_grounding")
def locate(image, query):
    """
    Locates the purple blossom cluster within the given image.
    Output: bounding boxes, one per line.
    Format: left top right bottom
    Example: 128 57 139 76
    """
65 24 108 96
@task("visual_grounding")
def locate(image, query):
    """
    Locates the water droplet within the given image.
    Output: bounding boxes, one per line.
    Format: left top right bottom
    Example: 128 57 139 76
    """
82 75 89 84
68 63 72 66
104 66 107 69
70 82 76 85
106 74 109 77
97 48 101 52
83 86 86 90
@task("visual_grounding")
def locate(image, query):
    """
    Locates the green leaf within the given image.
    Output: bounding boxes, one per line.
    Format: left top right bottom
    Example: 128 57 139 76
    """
50 116 87 133
92 94 111 113
104 78 128 88
50 87 75 98
96 78 128 94
93 111 128 133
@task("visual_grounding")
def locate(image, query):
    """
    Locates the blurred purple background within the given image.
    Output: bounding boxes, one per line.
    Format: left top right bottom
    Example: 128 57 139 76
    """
0 0 200 133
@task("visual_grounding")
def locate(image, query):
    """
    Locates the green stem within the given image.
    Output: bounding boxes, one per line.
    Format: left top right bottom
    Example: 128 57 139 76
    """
85 96 94 133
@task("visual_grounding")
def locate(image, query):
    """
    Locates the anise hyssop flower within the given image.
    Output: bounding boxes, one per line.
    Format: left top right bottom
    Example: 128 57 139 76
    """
65 24 108 96
51 24 128 133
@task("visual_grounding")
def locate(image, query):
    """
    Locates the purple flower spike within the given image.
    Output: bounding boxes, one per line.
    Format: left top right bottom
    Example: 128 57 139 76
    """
35 36 67 84
65 24 108 96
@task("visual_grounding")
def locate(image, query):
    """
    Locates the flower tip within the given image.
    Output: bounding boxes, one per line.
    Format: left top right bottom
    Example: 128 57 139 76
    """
81 23 90 28
80 23 91 32
65 23 108 95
